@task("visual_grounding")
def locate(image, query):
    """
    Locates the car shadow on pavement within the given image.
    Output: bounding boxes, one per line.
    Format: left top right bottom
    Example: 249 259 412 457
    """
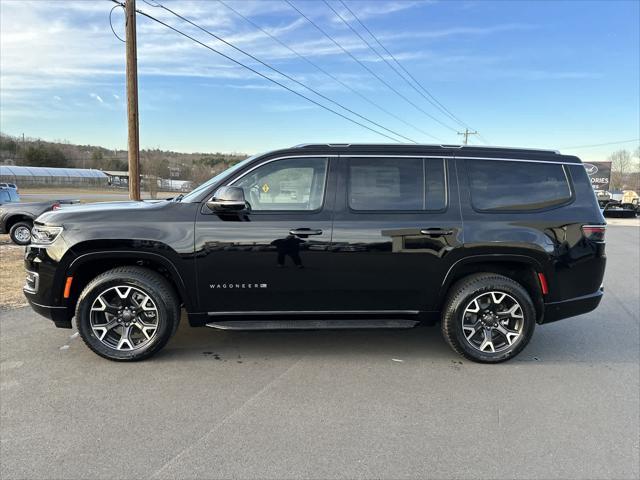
149 311 638 365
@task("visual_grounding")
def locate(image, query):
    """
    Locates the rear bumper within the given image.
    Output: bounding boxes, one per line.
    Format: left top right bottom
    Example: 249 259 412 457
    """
542 287 604 324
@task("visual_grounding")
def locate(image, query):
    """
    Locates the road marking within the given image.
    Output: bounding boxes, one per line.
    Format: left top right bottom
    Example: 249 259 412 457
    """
59 331 80 351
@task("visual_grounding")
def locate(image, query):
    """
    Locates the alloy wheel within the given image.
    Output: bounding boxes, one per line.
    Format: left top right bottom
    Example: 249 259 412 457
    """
90 285 159 351
14 226 31 243
461 291 524 354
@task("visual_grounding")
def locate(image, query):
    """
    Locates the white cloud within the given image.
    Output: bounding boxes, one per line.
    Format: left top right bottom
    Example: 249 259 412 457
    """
53 95 62 101
90 93 104 103
112 94 120 100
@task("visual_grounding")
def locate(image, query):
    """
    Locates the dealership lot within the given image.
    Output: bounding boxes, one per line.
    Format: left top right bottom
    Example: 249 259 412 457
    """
1 223 638 479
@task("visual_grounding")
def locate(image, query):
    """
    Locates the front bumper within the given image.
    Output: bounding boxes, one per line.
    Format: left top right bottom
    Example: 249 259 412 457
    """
542 287 604 324
25 297 73 328
23 244 74 328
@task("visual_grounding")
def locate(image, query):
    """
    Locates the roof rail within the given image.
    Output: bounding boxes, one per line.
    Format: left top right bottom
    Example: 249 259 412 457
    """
291 143 560 154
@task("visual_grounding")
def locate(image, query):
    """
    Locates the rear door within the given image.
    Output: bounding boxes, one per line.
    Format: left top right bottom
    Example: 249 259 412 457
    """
328 154 463 312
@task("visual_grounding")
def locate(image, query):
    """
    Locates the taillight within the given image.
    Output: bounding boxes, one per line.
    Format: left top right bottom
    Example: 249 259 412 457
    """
52 203 61 210
582 225 606 242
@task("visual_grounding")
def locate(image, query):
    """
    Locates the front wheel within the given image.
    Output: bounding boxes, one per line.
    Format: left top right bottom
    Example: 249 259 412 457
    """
441 273 536 363
9 221 32 245
76 267 180 361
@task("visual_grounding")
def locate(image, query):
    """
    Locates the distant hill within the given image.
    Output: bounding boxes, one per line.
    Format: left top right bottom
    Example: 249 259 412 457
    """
0 132 248 184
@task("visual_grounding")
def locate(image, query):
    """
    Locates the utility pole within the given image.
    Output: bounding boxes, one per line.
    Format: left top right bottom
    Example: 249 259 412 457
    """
125 0 141 200
457 128 478 145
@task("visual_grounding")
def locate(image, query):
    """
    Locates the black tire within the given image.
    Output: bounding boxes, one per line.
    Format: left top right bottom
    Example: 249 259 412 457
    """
441 273 536 363
75 267 180 361
9 220 32 245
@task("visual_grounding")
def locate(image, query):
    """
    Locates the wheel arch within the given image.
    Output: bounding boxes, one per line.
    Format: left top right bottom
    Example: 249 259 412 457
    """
440 255 546 323
5 214 34 231
63 247 195 317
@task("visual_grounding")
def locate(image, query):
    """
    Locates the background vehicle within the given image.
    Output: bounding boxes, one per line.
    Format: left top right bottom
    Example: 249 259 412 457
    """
0 182 19 193
0 187 20 204
0 199 79 245
24 144 606 363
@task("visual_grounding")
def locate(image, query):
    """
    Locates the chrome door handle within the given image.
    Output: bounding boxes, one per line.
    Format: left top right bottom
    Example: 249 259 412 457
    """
290 228 323 236
420 228 453 236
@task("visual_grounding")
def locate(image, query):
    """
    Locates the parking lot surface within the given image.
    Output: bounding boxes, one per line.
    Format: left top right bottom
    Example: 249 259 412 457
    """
1 224 638 480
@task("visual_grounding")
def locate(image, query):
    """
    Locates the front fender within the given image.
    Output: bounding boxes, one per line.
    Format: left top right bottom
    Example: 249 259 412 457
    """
65 243 196 313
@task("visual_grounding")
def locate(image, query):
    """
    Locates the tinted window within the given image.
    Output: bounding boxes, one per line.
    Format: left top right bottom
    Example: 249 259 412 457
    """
466 160 572 211
348 158 446 211
233 157 327 211
425 158 446 210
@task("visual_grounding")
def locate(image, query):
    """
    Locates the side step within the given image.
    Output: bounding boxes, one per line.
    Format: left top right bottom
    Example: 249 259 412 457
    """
205 319 419 330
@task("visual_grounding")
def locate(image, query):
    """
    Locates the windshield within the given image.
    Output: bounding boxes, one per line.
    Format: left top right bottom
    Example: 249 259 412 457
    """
180 154 259 202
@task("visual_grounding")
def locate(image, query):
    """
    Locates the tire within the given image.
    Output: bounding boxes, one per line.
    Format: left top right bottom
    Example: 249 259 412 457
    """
441 273 536 363
75 267 180 361
9 221 32 245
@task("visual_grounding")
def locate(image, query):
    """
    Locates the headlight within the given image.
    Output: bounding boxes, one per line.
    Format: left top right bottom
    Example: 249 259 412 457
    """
31 225 63 245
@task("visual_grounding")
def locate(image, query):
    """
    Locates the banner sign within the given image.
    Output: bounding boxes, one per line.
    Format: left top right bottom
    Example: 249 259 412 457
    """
583 161 612 190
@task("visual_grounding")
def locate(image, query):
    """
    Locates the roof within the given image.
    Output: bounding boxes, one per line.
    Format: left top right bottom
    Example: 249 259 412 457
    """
0 165 108 178
102 170 129 176
263 143 581 164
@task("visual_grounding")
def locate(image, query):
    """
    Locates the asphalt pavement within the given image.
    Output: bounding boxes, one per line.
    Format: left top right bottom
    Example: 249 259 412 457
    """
1 224 638 479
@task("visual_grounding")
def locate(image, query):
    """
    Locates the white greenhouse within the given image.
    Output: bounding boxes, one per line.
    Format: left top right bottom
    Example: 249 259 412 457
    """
0 165 109 187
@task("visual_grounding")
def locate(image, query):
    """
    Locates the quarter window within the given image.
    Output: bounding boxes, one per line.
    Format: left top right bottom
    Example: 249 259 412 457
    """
348 158 446 211
233 157 327 211
466 160 572 211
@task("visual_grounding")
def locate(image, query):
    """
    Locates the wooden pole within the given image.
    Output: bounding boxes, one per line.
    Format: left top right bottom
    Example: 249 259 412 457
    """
125 0 141 200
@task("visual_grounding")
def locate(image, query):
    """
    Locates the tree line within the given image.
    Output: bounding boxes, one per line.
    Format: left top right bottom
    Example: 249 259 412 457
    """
0 133 247 186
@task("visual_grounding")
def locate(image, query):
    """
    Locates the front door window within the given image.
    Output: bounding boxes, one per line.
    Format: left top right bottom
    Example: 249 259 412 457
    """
233 157 328 211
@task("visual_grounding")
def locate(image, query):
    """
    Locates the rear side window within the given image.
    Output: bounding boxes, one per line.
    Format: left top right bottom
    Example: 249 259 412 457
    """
348 158 446 211
466 160 572 211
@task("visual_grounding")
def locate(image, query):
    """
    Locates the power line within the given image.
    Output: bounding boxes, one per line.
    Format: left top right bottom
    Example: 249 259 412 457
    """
217 0 437 142
560 138 640 150
111 1 403 143
285 0 451 138
337 0 477 134
142 0 417 144
109 4 126 43
325 0 459 134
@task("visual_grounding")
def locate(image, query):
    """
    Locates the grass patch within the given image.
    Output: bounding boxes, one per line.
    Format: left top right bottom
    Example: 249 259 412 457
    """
0 235 27 310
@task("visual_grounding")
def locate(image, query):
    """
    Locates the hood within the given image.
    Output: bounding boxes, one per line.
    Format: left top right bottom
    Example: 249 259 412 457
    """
36 200 166 225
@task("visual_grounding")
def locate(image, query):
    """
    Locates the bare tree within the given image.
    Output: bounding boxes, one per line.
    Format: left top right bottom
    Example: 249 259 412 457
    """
141 149 169 199
608 150 635 190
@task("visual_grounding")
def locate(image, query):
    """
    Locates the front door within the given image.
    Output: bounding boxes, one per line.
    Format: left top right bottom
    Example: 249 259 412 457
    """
329 155 463 312
194 156 336 313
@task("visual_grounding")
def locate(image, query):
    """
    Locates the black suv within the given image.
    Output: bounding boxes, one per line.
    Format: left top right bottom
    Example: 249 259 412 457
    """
24 144 606 363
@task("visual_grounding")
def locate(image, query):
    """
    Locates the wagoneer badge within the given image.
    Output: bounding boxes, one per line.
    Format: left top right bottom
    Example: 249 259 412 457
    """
209 283 268 289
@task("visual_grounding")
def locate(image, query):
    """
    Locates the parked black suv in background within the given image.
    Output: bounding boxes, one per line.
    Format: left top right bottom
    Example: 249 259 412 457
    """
24 144 606 363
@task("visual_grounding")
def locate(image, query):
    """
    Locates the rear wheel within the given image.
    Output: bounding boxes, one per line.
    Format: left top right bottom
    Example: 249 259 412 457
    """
441 273 536 363
9 221 32 245
76 267 180 361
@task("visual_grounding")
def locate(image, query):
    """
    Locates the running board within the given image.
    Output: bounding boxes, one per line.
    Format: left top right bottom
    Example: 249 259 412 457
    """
205 319 419 331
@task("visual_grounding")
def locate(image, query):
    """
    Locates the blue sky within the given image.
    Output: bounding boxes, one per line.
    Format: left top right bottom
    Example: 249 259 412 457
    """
1 0 638 161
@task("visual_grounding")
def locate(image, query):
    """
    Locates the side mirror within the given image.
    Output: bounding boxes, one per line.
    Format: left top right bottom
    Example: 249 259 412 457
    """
206 186 247 212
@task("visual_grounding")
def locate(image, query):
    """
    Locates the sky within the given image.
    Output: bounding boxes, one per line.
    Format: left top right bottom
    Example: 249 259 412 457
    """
1 0 639 161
